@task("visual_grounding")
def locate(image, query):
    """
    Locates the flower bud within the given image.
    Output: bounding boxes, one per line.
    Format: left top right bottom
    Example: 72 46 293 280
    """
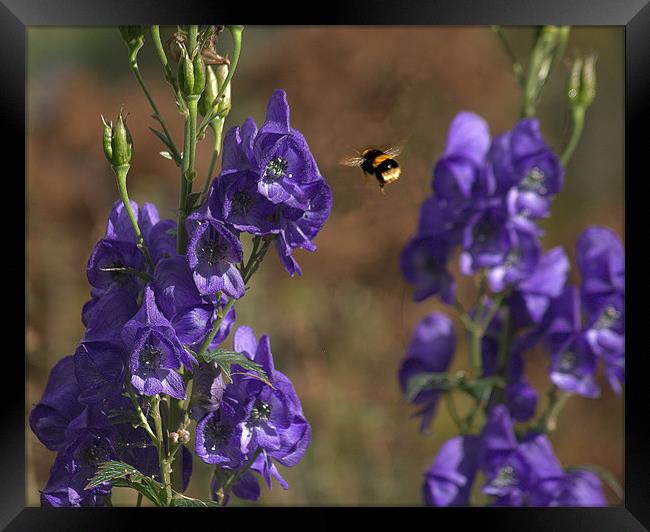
178 48 206 98
102 113 133 168
198 64 231 118
568 53 597 109
177 428 191 444
118 26 145 52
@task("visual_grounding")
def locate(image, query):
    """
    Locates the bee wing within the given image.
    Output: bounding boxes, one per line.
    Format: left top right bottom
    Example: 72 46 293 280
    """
339 154 366 167
383 142 404 159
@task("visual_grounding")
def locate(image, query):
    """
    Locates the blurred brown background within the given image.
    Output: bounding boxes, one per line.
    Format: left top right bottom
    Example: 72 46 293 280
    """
26 26 624 506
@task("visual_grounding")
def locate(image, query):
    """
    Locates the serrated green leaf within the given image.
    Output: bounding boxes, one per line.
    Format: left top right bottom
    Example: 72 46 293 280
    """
85 460 140 489
202 349 271 386
85 460 166 507
171 494 221 507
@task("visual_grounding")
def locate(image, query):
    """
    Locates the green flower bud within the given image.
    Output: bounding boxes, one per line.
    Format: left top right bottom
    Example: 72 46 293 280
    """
568 53 597 109
178 48 206 98
198 64 231 118
102 113 133 168
118 26 145 53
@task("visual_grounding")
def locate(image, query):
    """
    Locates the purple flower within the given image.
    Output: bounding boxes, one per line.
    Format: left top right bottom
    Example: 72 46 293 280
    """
508 246 570 326
74 341 125 404
433 111 491 199
190 362 226 421
105 199 160 245
232 326 311 465
423 435 481 506
186 213 245 299
254 90 322 207
549 333 600 398
400 234 455 304
195 402 247 467
121 286 188 399
529 470 607 507
460 201 511 273
86 239 144 295
81 284 139 343
398 312 456 431
576 226 624 320
153 256 235 348
41 429 116 507
29 355 84 452
209 167 279 235
417 195 470 244
486 228 541 292
148 219 178 264
505 381 538 423
274 180 332 276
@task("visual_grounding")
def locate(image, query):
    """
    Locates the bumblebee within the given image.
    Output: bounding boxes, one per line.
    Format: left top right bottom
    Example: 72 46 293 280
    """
340 145 403 191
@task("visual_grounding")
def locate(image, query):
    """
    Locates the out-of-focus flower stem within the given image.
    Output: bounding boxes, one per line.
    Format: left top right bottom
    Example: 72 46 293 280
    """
561 106 586 166
491 26 525 87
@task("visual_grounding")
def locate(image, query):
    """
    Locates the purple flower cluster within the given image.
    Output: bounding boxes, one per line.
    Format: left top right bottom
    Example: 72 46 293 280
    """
399 112 624 507
193 89 332 280
423 406 606 507
192 327 310 502
401 112 564 305
30 89 325 506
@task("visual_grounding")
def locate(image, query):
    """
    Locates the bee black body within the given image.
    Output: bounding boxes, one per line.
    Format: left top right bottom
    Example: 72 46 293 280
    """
360 149 401 188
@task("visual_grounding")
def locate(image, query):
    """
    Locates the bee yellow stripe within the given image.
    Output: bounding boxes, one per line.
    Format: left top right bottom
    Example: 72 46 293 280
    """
372 154 391 168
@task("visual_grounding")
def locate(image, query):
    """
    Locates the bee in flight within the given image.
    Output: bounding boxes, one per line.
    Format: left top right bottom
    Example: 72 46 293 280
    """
340 144 403 192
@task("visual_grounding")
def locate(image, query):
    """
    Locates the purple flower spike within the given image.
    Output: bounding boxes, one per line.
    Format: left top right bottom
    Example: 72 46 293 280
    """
186 213 245 299
398 312 456 431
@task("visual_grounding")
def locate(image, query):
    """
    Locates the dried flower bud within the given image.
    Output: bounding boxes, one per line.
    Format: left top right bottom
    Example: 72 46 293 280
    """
178 428 191 444
568 53 597 109
102 112 133 168
169 432 179 444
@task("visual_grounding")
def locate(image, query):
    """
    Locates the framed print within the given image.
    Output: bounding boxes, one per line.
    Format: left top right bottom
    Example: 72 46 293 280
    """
5 0 649 530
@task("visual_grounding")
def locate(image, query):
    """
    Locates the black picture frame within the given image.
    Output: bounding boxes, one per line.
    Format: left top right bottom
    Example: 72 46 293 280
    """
6 0 649 530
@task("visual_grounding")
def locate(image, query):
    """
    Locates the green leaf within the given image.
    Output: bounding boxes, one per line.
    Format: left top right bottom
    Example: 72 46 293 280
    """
85 460 166 507
149 128 181 163
171 494 221 507
405 372 452 402
202 349 271 386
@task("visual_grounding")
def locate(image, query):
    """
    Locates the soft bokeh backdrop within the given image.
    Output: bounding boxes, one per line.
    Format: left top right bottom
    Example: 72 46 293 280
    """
26 26 624 506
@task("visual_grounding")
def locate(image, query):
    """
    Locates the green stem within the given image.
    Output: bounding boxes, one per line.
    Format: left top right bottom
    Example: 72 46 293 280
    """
560 106 586 166
219 447 263 504
196 298 237 360
176 97 198 254
445 392 467 434
151 25 176 88
202 119 225 200
125 380 157 443
197 26 243 137
113 165 154 270
136 492 143 507
128 53 181 163
188 25 198 53
491 26 525 87
151 395 173 504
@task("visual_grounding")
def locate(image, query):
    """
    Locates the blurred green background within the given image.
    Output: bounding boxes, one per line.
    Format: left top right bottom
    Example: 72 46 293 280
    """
26 26 624 506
